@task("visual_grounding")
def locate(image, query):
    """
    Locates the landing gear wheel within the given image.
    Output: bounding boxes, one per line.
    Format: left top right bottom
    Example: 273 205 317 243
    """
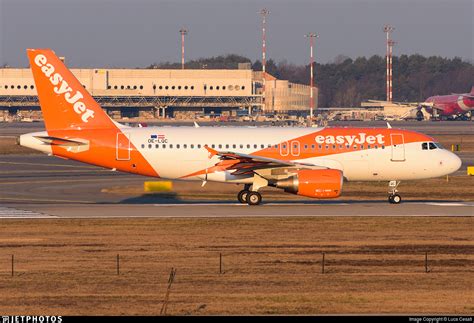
389 194 402 204
237 190 249 204
246 191 262 206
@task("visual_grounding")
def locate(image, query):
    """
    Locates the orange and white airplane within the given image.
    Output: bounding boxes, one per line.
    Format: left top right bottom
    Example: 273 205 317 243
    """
19 49 462 205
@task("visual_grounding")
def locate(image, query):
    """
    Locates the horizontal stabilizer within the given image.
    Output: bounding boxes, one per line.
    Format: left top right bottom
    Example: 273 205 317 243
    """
34 136 89 146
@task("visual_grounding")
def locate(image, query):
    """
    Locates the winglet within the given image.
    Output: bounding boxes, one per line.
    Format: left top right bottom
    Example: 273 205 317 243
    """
204 145 218 159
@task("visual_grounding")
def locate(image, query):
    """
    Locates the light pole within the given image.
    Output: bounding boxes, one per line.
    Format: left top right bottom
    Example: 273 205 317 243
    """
305 33 319 123
179 28 188 70
383 25 395 102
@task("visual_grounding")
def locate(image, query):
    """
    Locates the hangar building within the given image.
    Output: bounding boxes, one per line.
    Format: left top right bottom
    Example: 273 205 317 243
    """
0 64 316 121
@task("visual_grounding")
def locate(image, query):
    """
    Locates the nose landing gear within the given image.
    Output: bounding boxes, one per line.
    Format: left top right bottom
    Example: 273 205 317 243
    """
388 180 402 204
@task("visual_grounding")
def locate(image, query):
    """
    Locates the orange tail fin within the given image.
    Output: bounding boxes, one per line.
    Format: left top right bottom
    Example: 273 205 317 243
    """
26 49 115 131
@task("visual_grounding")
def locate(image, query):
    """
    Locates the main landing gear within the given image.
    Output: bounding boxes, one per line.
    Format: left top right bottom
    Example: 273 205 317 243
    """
388 180 402 204
237 184 263 206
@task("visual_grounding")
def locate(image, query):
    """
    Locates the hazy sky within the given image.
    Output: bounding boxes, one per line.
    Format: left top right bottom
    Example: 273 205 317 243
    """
0 0 472 68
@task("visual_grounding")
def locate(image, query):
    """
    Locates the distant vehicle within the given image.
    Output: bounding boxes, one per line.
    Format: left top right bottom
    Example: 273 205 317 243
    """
20 49 462 205
416 87 474 120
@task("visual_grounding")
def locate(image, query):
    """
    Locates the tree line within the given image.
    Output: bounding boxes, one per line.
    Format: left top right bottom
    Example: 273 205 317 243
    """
149 54 474 108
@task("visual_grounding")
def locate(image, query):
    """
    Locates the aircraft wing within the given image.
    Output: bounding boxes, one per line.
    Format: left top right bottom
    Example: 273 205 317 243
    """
204 145 326 176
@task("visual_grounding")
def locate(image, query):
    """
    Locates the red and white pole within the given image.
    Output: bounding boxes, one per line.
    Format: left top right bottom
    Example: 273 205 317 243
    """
179 28 188 70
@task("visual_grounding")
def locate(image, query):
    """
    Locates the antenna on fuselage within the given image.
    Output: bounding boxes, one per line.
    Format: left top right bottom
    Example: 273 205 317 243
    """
386 122 392 129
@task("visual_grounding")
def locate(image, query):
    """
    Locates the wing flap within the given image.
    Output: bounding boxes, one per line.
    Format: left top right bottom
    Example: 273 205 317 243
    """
203 145 327 175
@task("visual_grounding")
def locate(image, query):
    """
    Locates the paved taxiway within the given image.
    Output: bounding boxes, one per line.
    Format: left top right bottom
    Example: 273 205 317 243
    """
0 153 472 218
0 202 471 219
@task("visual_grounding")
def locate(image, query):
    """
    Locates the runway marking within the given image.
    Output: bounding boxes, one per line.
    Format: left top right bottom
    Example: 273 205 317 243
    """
420 202 474 207
0 161 99 169
0 169 111 174
151 202 467 207
0 207 55 218
0 178 132 185
0 197 95 203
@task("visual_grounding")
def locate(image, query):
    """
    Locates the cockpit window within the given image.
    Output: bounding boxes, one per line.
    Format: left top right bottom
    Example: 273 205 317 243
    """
422 143 428 150
429 142 437 150
434 142 444 149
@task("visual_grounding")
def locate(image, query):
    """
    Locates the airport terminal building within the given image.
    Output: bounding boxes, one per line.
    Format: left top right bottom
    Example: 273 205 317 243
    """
0 64 315 121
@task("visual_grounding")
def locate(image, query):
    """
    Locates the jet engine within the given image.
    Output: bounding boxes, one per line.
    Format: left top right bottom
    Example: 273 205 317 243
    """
274 169 343 198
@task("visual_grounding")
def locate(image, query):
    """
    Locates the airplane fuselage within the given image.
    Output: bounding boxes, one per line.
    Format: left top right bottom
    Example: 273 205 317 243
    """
425 93 474 116
21 126 461 183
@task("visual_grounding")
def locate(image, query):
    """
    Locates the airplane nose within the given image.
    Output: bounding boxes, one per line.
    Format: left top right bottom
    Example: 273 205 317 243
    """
448 153 462 173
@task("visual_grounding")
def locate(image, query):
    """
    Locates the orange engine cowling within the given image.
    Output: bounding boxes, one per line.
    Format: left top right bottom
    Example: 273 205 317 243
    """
275 169 343 199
